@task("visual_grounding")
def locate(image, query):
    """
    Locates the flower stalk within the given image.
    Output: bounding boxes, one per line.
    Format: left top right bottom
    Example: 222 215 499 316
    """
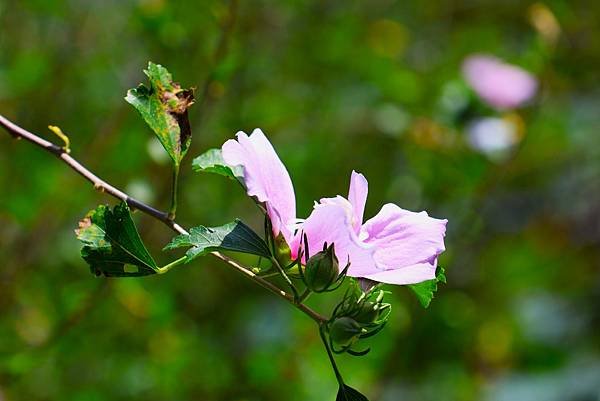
319 323 344 386
157 256 187 274
169 164 180 220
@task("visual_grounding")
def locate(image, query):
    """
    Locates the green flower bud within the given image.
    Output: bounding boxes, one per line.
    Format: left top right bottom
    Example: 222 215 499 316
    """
353 301 381 324
329 317 363 347
304 243 339 292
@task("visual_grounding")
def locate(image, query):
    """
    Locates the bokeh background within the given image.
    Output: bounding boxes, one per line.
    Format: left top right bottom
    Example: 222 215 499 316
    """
1 1 600 400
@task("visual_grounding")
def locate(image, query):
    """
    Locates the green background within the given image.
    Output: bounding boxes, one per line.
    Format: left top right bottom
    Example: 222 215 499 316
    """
1 1 599 400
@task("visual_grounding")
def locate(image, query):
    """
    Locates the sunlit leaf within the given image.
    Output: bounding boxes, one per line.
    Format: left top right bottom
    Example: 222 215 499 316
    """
76 203 158 277
125 62 194 166
192 148 242 180
164 219 270 261
408 267 446 308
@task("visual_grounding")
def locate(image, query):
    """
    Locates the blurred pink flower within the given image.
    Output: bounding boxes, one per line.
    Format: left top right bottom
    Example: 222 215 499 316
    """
462 54 538 110
223 131 447 285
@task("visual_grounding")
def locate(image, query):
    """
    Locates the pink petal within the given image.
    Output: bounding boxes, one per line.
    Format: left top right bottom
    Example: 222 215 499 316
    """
361 203 447 275
222 129 296 244
362 262 437 285
462 54 538 110
347 171 368 234
290 201 377 273
319 195 354 215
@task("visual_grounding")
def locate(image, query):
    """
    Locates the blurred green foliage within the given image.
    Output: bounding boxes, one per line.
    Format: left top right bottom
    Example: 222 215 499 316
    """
1 0 600 400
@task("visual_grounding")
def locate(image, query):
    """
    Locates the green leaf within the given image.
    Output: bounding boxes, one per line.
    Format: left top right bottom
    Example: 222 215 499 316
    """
337 384 369 401
192 148 243 180
164 219 271 261
408 267 446 308
76 203 158 277
125 62 194 166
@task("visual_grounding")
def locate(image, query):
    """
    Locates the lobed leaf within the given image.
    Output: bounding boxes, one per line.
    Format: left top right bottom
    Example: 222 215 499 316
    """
407 267 446 308
125 62 194 166
76 203 158 277
164 219 270 261
192 148 243 180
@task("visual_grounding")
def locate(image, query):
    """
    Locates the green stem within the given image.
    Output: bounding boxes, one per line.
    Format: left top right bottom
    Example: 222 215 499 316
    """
156 256 187 274
298 288 312 303
168 165 180 220
319 324 344 386
258 271 281 279
270 256 299 300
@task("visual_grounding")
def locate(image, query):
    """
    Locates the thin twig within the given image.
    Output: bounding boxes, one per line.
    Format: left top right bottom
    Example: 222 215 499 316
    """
0 114 327 324
212 252 326 323
0 115 180 231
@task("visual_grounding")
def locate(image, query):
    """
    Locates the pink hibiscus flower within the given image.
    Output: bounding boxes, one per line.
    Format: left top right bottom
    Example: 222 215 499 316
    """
222 129 447 285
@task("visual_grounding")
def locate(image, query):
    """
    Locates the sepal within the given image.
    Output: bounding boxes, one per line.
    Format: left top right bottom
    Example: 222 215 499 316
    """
326 281 391 355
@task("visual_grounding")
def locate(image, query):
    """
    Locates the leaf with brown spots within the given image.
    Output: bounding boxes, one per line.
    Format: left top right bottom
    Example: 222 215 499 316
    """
125 62 195 166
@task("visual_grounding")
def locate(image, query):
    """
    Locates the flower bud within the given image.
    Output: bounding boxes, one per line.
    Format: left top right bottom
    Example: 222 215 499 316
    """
329 317 363 347
304 243 339 292
353 301 381 325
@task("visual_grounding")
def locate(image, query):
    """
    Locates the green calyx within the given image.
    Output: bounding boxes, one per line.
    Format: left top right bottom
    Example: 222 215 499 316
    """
353 301 382 325
329 317 363 347
273 233 293 268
